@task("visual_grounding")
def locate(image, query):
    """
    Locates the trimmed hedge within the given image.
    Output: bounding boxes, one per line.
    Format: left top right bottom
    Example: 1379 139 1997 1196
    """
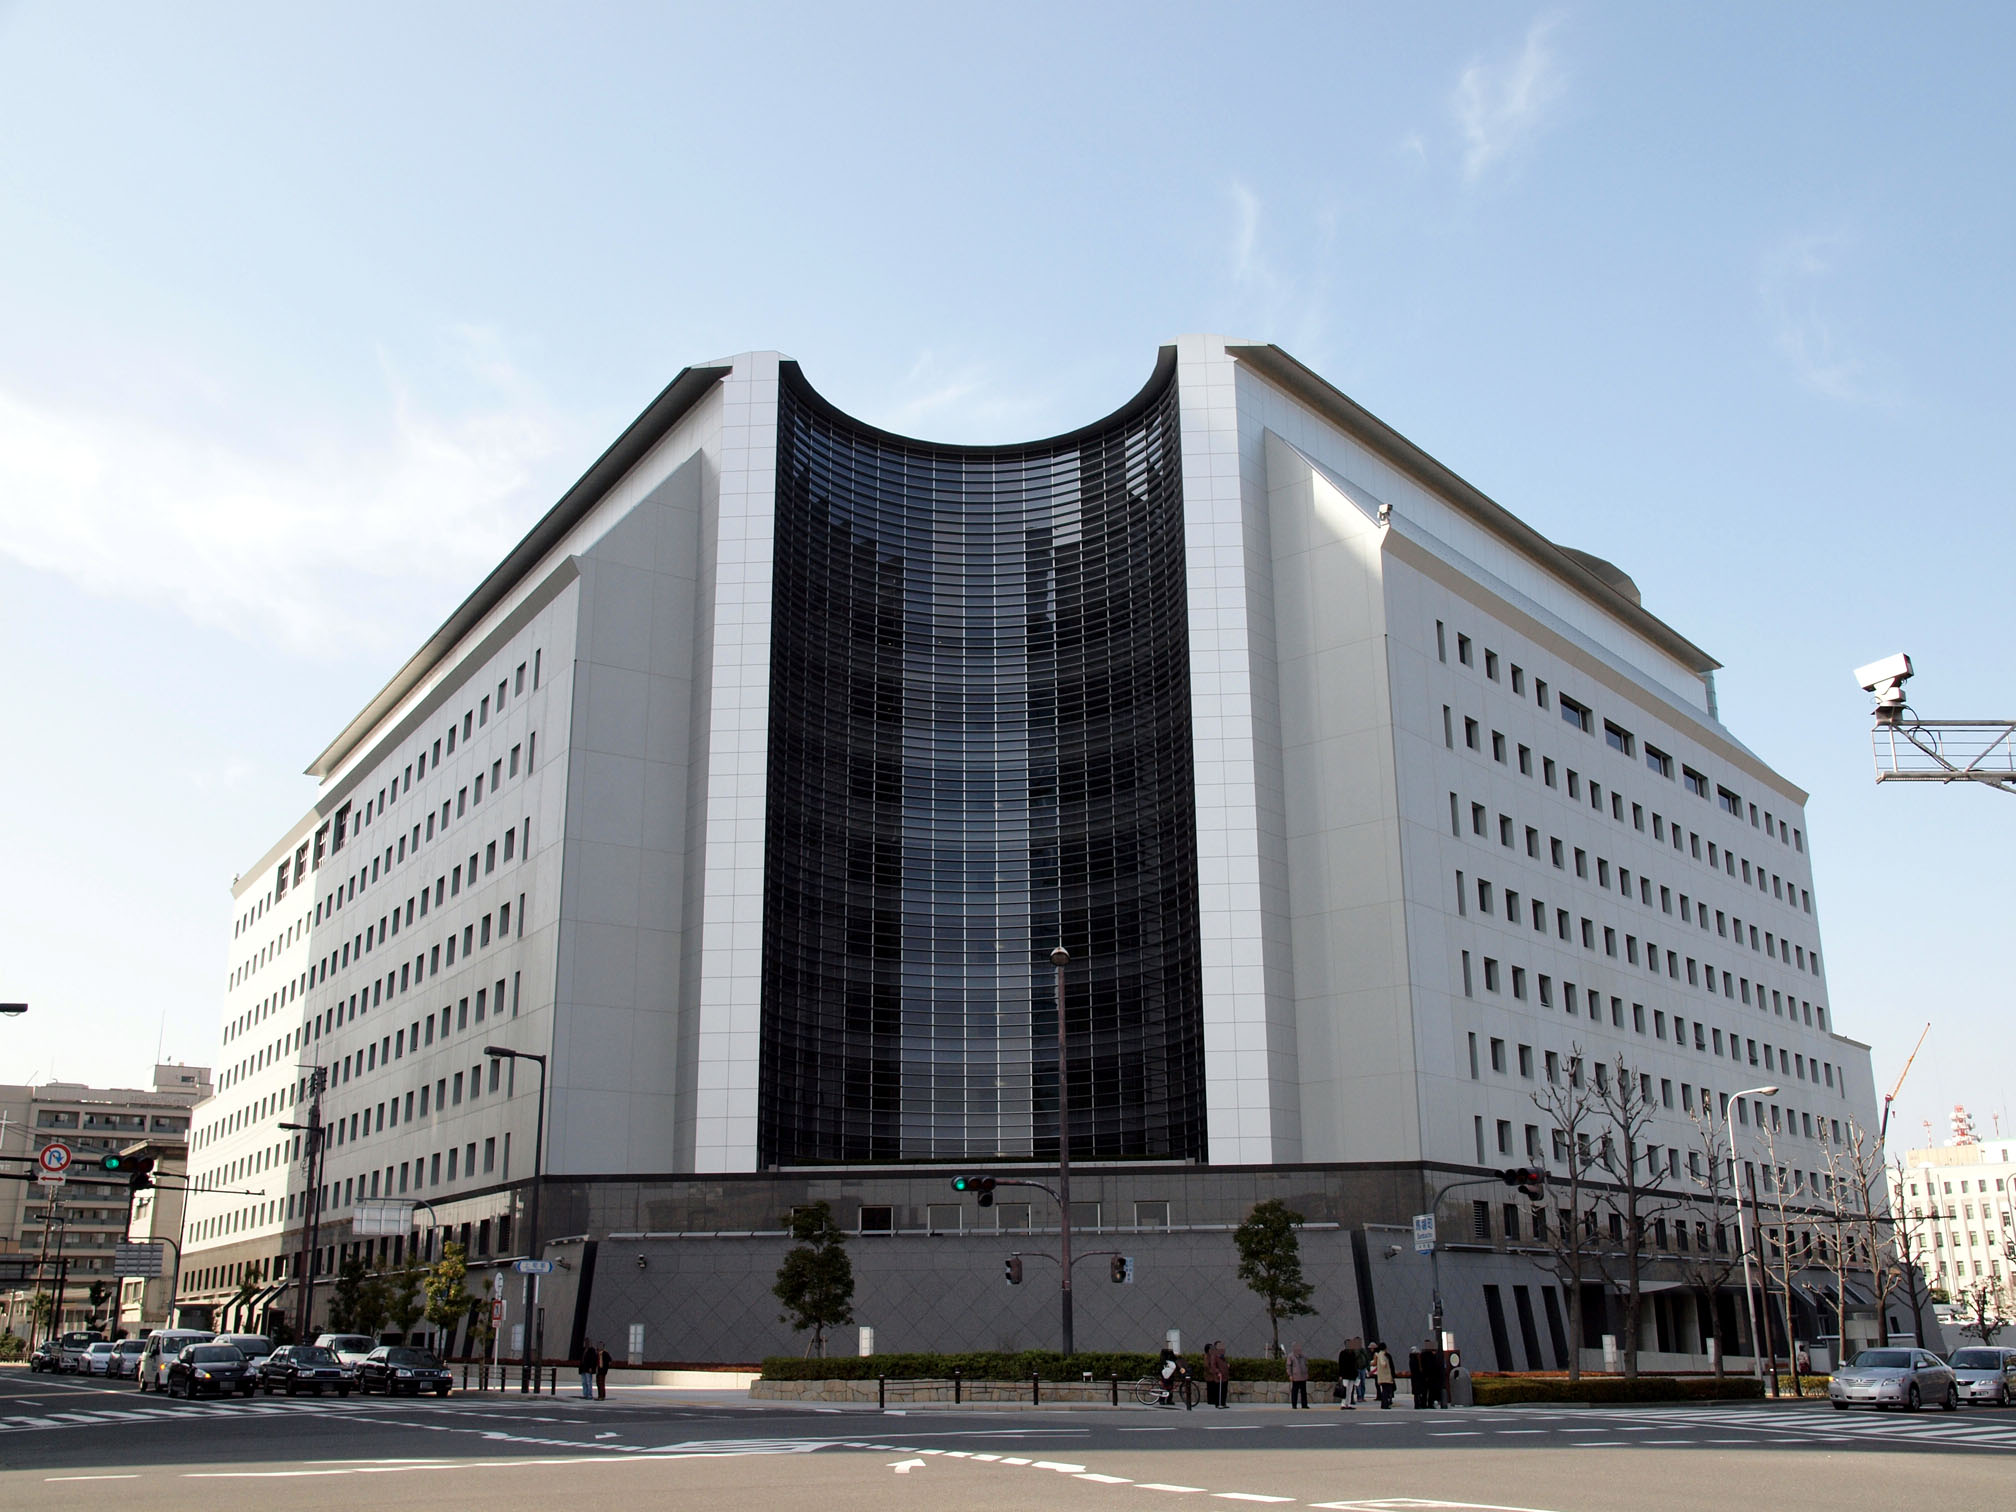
760 1351 1313 1383
1471 1373 1765 1406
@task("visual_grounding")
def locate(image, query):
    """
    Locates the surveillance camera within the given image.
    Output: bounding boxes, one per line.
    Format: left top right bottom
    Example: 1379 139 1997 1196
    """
635 1254 648 1271
1854 653 1913 725
1383 1244 1403 1259
1854 653 1913 694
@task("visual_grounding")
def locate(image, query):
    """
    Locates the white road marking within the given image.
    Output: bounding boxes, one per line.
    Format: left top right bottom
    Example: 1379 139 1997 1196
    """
1211 1495 1292 1505
888 1458 925 1474
1136 1485 1208 1494
45 1474 140 1482
1078 1473 1133 1483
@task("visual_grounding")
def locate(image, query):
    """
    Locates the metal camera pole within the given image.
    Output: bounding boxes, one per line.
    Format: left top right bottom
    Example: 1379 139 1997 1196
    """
1052 946 1074 1359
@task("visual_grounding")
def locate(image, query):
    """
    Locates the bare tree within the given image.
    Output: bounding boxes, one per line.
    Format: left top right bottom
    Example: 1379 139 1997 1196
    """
1679 1115 1741 1376
1818 1118 1889 1362
1888 1155 1939 1348
1528 1044 1604 1384
1953 1280 2013 1348
1753 1127 1823 1394
1588 1057 1683 1380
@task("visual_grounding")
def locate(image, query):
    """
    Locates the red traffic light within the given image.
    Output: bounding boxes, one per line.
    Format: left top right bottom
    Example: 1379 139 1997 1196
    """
1003 1255 1023 1285
1500 1166 1546 1201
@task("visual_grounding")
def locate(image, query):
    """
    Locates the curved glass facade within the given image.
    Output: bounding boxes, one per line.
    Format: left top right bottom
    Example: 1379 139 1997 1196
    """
758 358 1206 1166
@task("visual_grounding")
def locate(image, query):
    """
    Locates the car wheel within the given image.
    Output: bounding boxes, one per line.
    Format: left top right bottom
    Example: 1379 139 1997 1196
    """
1907 1385 1921 1412
1832 1401 1848 1411
1944 1386 1959 1412
435 1386 449 1397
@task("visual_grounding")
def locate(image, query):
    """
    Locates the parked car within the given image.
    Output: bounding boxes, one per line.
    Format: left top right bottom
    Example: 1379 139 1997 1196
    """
138 1329 216 1392
215 1334 275 1364
56 1331 106 1373
82 1341 118 1376
355 1346 452 1397
28 1340 62 1372
165 1344 256 1399
1829 1347 1959 1412
107 1339 147 1379
257 1345 354 1397
1948 1346 2016 1406
314 1333 378 1367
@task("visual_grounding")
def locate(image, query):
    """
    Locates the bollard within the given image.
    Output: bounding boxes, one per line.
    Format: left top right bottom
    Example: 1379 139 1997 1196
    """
1032 1370 1040 1407
878 1374 886 1411
953 1367 961 1405
1110 1372 1118 1407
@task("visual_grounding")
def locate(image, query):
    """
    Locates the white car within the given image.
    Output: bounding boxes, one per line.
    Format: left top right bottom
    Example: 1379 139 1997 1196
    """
137 1329 215 1391
314 1333 378 1367
82 1341 118 1376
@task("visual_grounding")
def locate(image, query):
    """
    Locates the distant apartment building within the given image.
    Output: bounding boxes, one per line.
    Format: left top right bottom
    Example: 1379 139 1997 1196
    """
183 339 1877 1366
1894 1111 2015 1297
0 1065 208 1337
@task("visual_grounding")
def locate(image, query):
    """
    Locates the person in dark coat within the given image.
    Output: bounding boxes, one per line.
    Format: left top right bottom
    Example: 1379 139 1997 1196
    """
576 1341 597 1400
1335 1340 1360 1410
594 1342 613 1400
1419 1341 1446 1409
1407 1343 1426 1409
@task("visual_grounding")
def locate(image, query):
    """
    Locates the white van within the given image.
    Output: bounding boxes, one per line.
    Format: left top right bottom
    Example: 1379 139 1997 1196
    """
138 1330 214 1392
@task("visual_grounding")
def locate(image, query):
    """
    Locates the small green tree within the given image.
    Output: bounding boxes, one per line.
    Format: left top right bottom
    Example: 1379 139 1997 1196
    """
1234 1199 1317 1357
328 1256 371 1333
423 1242 477 1350
385 1268 425 1341
228 1275 259 1331
26 1291 54 1337
773 1201 855 1357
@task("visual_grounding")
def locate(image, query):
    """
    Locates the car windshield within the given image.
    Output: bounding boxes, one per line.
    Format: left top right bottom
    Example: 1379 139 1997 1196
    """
1852 1350 1913 1369
324 1337 373 1350
189 1347 245 1363
291 1348 339 1365
384 1349 440 1366
116 1342 144 1353
224 1337 272 1353
87 1343 113 1353
1950 1350 2003 1369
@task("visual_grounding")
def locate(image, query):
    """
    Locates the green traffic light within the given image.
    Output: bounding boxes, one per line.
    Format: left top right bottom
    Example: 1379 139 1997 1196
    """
99 1155 123 1171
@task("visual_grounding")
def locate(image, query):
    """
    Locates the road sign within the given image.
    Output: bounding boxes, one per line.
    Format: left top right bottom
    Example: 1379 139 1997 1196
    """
36 1142 72 1185
514 1258 554 1275
351 1199 414 1237
114 1242 165 1278
1413 1213 1436 1253
491 1297 505 1324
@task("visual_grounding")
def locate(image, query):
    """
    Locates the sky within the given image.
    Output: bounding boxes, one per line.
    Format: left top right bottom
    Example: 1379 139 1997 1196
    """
0 4 2010 1154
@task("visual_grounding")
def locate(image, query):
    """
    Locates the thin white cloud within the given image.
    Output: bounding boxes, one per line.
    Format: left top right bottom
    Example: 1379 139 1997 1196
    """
1760 233 1879 403
0 332 577 656
1224 181 1336 361
1453 14 1567 183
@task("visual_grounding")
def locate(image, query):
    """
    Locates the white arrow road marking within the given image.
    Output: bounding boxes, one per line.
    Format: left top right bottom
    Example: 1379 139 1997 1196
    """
888 1458 926 1474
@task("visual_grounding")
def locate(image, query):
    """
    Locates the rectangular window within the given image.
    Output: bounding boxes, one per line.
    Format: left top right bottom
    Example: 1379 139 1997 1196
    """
1559 695 1593 734
1684 767 1709 799
1543 757 1556 788
1604 721 1635 756
1465 717 1480 750
1645 745 1673 779
483 1137 496 1173
1511 666 1525 694
1485 649 1499 680
1458 634 1473 667
1718 785 1743 816
1436 621 1446 662
1483 958 1501 993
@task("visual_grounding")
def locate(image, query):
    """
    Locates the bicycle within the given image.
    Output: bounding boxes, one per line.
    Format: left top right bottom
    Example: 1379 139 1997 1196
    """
1133 1372 1199 1408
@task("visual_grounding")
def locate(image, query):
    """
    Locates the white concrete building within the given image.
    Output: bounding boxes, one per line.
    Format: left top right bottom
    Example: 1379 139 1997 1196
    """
1895 1124 2016 1295
181 339 1876 1365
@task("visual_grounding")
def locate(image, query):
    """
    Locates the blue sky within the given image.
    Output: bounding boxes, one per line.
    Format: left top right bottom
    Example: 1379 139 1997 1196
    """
1 4 2009 1152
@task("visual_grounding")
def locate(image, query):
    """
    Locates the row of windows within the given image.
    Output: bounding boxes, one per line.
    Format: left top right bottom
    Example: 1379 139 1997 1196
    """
1444 712 1813 923
1437 620 1807 854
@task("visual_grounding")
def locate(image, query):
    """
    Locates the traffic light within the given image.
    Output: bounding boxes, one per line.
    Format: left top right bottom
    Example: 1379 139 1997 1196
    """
954 1175 998 1208
1109 1255 1134 1284
1500 1166 1546 1201
1004 1255 1023 1285
102 1154 155 1189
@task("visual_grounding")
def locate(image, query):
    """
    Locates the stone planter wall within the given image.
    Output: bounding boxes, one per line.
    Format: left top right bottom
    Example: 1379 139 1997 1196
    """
751 1377 1298 1405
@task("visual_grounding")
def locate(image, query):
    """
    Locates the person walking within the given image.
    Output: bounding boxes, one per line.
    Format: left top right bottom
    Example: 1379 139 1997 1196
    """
594 1341 613 1400
1334 1339 1359 1410
576 1340 597 1400
1286 1343 1310 1409
1371 1342 1396 1409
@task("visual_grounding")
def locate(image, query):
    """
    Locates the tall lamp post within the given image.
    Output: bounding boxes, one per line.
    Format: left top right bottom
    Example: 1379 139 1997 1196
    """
1051 946 1074 1358
1725 1084 1780 1380
484 1046 547 1392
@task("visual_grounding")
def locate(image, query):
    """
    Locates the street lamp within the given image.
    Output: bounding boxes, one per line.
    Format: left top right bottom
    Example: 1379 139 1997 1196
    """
484 1046 547 1392
1725 1085 1779 1381
1051 945 1074 1358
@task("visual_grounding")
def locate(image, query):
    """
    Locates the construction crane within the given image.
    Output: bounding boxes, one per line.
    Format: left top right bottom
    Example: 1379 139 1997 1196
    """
1858 654 2016 794
1877 1022 1931 1147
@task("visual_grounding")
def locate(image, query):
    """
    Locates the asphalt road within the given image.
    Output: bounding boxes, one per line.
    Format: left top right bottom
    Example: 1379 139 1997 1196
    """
4 1367 2012 1512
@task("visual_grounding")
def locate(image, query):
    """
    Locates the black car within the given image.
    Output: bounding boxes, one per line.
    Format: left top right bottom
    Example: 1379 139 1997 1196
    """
257 1345 354 1397
165 1344 257 1399
27 1340 62 1373
355 1346 452 1396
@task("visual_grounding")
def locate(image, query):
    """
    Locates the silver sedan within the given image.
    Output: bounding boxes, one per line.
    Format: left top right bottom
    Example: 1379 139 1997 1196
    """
1829 1348 1959 1412
1948 1346 2016 1406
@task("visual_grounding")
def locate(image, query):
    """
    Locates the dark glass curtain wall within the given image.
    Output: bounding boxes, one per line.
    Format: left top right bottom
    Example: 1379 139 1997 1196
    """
758 355 1206 1166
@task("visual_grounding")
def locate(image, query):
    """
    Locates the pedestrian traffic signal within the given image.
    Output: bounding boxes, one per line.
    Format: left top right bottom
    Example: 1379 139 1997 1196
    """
954 1175 998 1208
1500 1166 1546 1201
1004 1255 1023 1285
1109 1255 1134 1284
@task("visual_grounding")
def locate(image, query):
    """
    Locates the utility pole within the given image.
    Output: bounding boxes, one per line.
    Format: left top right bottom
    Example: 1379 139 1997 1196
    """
281 1066 329 1344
